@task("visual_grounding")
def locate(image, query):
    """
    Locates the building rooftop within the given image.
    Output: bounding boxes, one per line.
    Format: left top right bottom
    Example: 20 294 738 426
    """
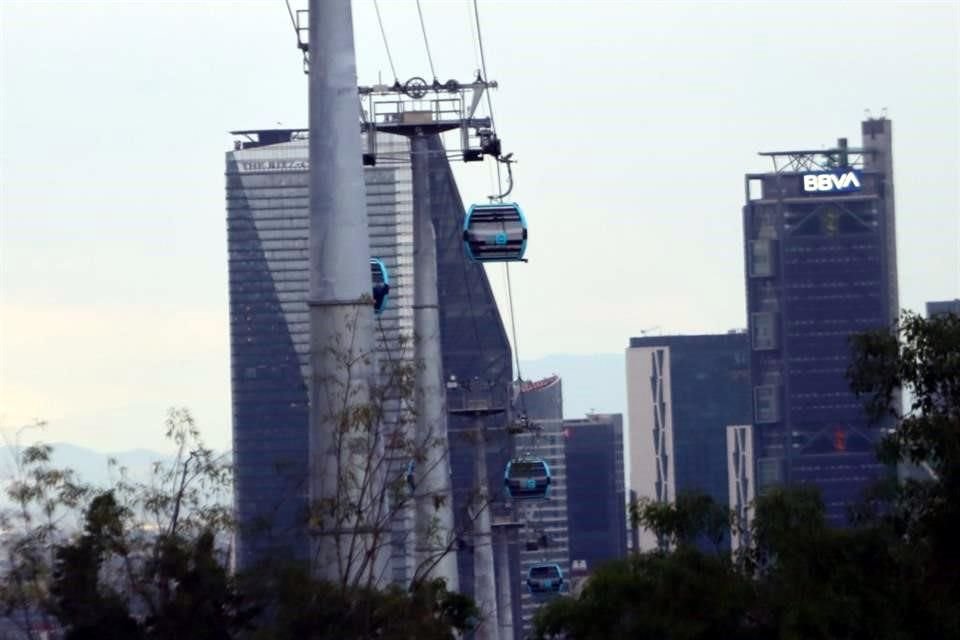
628 332 746 349
520 375 560 393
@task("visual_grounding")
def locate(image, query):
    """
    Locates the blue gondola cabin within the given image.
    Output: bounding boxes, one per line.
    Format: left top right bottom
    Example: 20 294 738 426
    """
526 563 565 595
370 258 390 314
463 202 527 262
504 458 551 500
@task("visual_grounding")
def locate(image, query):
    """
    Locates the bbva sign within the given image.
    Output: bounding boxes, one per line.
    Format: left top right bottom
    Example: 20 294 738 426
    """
802 170 862 193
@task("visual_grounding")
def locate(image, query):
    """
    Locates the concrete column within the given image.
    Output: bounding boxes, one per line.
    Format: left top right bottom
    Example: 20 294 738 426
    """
496 527 515 640
473 419 500 640
411 133 459 591
307 0 386 586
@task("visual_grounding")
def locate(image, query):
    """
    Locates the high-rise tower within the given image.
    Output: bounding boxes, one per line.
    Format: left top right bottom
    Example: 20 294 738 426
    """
563 413 627 574
626 333 752 549
742 118 899 525
225 130 513 581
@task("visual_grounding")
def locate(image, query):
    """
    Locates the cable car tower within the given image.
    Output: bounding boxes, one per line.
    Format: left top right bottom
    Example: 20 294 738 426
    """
291 2 528 628
358 75 501 165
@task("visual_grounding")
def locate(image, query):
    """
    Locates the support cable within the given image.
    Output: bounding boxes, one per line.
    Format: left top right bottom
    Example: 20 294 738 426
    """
284 0 298 36
415 0 438 81
470 6 528 442
472 0 505 195
373 0 400 83
471 0 526 403
471 0 496 129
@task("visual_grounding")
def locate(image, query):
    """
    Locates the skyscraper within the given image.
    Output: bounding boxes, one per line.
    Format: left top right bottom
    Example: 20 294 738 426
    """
742 118 899 525
626 333 752 549
514 376 570 638
225 130 513 586
563 413 627 575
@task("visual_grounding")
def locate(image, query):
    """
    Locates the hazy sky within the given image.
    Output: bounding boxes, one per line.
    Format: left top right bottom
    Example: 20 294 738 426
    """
1 1 958 453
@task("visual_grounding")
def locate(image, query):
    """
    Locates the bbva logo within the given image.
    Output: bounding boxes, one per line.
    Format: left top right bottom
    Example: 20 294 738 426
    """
803 171 862 193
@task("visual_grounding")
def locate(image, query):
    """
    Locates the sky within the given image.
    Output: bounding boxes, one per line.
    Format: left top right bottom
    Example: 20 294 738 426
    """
1 1 958 453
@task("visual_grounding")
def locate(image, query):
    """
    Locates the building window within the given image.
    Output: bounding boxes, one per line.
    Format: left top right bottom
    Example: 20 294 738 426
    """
754 385 780 423
751 312 779 351
749 240 776 278
757 457 783 490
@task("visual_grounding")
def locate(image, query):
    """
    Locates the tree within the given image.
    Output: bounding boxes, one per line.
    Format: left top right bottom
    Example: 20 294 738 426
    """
848 310 960 637
533 312 960 640
630 491 732 553
50 492 143 640
747 486 907 640
243 566 476 640
1 410 251 640
1 422 90 640
243 316 486 634
539 492 755 640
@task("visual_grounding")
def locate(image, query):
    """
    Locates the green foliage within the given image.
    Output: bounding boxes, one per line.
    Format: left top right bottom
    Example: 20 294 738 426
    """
1 423 91 638
1 408 475 640
243 566 476 640
534 546 755 640
848 311 960 638
51 492 143 640
749 487 907 640
536 313 960 640
630 491 731 552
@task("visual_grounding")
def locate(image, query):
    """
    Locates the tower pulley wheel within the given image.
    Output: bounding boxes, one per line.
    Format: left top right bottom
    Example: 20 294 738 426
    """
404 76 429 99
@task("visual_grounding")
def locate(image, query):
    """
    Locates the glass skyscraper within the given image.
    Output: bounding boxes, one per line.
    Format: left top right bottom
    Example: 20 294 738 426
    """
626 333 752 549
224 130 513 587
514 375 569 639
563 413 627 574
742 118 899 525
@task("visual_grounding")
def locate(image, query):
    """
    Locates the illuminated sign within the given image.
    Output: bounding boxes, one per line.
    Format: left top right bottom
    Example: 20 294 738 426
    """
802 170 862 193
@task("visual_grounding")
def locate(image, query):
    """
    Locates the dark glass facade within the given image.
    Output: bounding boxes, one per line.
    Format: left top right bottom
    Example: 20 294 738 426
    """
629 334 752 516
225 139 312 568
743 119 898 525
225 132 514 580
563 414 627 573
424 136 515 611
927 299 960 318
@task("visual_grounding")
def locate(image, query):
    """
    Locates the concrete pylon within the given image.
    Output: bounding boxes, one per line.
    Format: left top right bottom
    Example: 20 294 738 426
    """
411 133 460 591
473 418 500 640
307 0 387 586
496 524 516 640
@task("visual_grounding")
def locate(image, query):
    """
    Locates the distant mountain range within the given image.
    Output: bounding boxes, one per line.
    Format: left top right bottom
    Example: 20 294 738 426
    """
1 354 625 488
520 353 626 420
0 443 168 491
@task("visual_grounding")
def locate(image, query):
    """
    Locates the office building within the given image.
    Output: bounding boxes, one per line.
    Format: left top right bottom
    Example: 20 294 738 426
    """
225 130 513 591
563 413 627 574
742 118 899 525
514 375 570 639
926 299 960 318
626 333 752 549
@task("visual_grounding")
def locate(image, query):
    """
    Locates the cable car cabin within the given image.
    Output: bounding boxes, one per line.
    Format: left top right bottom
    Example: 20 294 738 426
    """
526 564 564 595
504 458 551 500
463 203 527 262
370 258 390 314
404 459 415 492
